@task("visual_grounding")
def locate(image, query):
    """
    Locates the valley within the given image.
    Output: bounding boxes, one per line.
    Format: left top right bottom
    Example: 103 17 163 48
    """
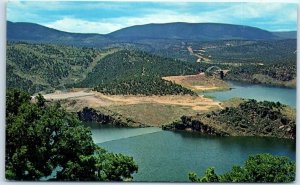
6 18 297 182
8 37 296 136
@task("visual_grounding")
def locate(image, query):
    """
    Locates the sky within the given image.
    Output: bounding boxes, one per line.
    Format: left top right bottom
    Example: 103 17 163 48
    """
7 1 298 34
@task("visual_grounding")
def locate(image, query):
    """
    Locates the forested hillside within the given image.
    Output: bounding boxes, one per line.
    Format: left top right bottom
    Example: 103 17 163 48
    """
107 22 278 41
224 63 296 87
163 99 296 139
7 42 202 95
7 39 296 95
180 39 297 87
9 21 290 47
94 76 197 96
72 49 203 95
204 39 296 64
75 49 200 87
7 21 112 47
7 42 104 94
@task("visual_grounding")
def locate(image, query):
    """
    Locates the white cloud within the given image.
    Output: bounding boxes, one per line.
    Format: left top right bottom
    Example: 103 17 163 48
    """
45 18 123 34
10 2 297 34
43 8 238 34
7 1 69 11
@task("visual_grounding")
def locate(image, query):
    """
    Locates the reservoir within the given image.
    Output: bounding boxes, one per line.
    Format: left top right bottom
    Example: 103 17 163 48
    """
203 81 296 108
88 82 296 182
91 126 295 182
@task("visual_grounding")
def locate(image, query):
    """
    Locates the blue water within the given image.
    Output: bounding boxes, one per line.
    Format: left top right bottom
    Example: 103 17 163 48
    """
93 128 295 182
203 81 296 107
87 82 296 182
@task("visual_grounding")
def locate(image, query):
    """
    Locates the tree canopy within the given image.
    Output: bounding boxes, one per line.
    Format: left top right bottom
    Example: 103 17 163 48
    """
189 153 295 183
6 89 138 181
163 99 296 139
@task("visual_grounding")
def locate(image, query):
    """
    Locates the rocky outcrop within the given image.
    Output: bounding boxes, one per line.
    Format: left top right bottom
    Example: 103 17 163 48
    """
163 100 296 140
77 107 147 127
162 115 229 136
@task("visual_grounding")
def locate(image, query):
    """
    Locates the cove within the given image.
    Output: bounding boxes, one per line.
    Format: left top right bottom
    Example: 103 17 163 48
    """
88 124 295 182
203 81 296 108
87 82 296 182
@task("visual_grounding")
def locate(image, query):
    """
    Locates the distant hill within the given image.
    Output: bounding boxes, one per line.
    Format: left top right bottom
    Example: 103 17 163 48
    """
7 21 112 47
8 21 295 46
108 22 279 41
73 49 200 96
273 31 297 39
7 42 202 94
6 42 103 93
74 49 199 87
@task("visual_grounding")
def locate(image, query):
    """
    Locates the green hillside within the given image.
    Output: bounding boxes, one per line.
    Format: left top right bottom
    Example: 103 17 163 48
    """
108 22 278 41
7 42 201 95
204 39 296 64
163 99 296 139
7 21 112 47
7 40 296 95
94 76 197 96
6 42 115 94
8 21 285 47
72 49 202 95
75 49 200 87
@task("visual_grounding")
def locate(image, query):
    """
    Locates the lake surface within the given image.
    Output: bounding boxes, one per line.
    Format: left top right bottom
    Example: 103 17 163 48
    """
87 82 296 182
90 125 295 182
203 81 296 108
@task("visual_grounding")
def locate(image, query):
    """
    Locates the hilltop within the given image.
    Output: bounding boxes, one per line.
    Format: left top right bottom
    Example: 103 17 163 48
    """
7 21 112 47
8 21 296 48
108 22 278 41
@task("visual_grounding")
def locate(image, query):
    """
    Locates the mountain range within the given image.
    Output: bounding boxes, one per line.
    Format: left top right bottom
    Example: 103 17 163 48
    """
7 21 296 48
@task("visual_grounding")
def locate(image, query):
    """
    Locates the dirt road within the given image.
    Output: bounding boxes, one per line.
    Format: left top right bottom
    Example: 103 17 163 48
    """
44 89 222 111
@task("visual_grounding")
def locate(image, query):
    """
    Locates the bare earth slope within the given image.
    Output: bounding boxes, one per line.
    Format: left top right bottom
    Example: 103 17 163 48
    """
162 73 230 92
42 89 222 126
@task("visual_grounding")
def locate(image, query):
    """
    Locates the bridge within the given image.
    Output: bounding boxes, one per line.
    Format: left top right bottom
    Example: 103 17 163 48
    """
205 66 229 79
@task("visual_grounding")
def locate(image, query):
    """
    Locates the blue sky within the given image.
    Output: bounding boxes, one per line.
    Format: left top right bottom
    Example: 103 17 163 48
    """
7 1 298 34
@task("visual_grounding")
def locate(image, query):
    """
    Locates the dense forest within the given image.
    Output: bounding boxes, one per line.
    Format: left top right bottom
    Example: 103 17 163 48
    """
131 39 296 64
75 49 200 87
139 39 296 87
6 89 138 181
73 49 204 95
201 40 296 86
93 76 197 96
121 39 296 87
10 21 292 48
7 40 296 96
7 42 206 95
163 99 296 139
189 153 295 183
204 39 296 64
7 42 101 93
224 63 296 87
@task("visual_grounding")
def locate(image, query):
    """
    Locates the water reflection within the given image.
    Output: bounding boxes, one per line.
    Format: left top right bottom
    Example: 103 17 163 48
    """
203 81 296 107
98 129 295 181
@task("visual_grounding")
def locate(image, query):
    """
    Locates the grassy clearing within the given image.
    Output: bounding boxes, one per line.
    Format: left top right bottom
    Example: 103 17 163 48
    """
44 89 222 127
106 103 198 126
162 73 230 92
221 98 246 108
281 106 296 120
